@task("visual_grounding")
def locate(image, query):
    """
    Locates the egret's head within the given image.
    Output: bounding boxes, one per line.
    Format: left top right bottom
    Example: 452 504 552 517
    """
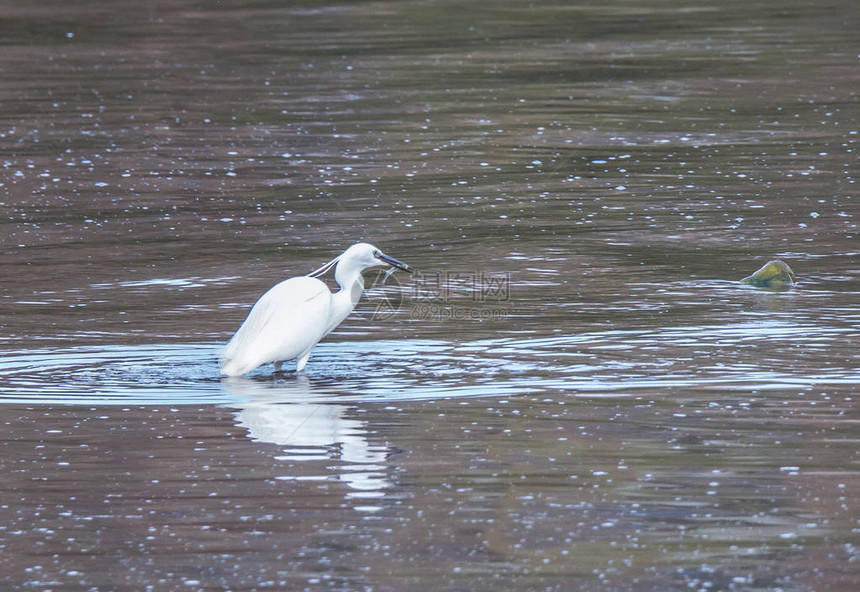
343 242 414 274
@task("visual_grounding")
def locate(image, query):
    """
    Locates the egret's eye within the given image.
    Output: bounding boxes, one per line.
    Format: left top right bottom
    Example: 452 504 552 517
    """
372 250 381 258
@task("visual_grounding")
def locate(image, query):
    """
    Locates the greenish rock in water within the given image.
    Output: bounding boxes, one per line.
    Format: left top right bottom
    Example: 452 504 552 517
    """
740 259 796 289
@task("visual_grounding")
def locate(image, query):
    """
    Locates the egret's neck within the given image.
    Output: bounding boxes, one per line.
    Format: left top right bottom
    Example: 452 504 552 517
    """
342 273 365 307
326 271 365 335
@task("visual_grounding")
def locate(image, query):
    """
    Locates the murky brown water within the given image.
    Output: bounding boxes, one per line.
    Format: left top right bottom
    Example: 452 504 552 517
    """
1 0 858 590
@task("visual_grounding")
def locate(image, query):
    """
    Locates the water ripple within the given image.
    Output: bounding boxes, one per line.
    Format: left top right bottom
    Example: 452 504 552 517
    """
0 319 855 405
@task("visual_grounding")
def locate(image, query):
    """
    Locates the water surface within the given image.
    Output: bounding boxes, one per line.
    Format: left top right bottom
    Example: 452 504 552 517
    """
0 0 858 590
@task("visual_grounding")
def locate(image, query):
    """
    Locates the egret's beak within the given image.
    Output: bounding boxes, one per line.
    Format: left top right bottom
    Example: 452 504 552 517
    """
375 251 414 274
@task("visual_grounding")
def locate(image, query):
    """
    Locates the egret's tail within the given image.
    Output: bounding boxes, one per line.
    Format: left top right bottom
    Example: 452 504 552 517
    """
220 338 257 376
220 357 249 377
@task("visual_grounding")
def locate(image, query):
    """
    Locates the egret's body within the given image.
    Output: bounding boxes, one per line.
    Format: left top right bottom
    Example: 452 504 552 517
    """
220 243 411 377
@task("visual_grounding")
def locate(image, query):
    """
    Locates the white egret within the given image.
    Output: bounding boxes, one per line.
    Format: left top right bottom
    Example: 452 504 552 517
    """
220 243 413 376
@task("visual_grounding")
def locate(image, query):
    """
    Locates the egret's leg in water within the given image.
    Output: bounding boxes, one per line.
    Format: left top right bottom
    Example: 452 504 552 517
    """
296 349 313 373
274 361 283 373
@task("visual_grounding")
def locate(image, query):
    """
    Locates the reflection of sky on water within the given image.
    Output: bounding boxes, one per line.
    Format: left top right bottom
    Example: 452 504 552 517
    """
0 316 856 406
223 375 390 500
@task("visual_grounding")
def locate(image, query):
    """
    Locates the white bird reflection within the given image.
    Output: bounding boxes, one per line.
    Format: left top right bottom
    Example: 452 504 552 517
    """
221 375 390 497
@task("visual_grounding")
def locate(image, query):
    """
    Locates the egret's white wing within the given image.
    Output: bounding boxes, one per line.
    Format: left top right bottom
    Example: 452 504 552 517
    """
220 277 332 375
